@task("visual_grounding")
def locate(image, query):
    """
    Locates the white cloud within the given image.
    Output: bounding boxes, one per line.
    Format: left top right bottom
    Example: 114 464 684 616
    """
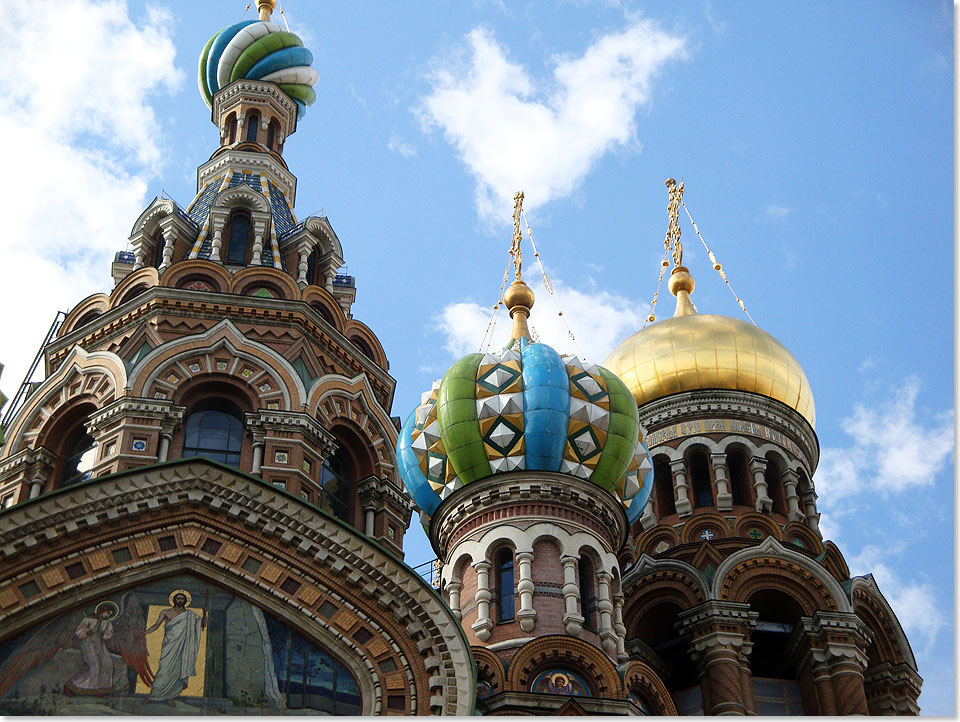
418 22 685 220
387 132 417 158
0 1 181 401
814 377 954 505
764 203 793 220
435 276 646 362
849 545 945 656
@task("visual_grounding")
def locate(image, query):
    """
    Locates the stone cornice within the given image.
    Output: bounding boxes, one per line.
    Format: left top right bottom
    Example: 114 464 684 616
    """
197 148 297 202
0 458 474 715
638 388 820 472
431 471 627 557
246 409 337 452
87 396 185 432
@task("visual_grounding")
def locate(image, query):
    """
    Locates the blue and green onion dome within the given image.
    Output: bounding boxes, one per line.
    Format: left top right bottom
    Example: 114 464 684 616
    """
397 338 654 525
199 20 318 118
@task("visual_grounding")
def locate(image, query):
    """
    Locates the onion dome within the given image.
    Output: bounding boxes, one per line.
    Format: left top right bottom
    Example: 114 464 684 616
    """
198 1 317 118
397 248 653 525
604 265 815 427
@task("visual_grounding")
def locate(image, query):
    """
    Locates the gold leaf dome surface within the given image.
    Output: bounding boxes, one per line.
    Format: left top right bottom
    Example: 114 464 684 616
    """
604 313 815 428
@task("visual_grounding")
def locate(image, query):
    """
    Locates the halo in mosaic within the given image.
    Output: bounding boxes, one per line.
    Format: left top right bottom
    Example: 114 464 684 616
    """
198 20 318 118
397 338 654 522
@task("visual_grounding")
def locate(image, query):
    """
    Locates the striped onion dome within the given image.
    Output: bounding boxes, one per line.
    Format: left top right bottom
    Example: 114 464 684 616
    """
397 338 653 524
199 20 318 118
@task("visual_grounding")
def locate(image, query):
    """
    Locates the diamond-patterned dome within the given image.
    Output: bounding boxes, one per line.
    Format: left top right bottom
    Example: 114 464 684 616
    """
397 338 653 523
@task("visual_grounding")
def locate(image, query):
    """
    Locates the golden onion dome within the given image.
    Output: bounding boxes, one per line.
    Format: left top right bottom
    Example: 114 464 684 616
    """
604 267 815 428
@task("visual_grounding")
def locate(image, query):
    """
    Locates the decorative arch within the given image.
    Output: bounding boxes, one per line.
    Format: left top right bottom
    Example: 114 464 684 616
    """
309 376 398 482
782 521 822 554
680 512 731 544
636 525 680 556
214 184 271 214
732 511 783 542
622 556 707 634
507 635 623 699
471 646 506 698
713 537 851 615
850 575 917 669
128 198 176 239
129 319 307 412
59 293 110 338
622 660 677 715
820 541 851 582
161 260 232 293
109 266 158 309
231 266 301 300
1 347 126 456
343 319 388 369
301 286 347 332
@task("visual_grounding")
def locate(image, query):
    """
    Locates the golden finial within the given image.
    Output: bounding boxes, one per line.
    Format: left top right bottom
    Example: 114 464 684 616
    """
504 190 535 341
664 178 696 317
257 0 277 21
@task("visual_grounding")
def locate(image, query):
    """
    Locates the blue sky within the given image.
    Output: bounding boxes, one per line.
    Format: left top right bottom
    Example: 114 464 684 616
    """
0 1 952 713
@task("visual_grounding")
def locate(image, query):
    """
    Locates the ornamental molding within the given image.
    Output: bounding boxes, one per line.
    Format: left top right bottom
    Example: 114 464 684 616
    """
624 553 710 600
87 396 185 431
850 574 919 670
246 409 337 452
0 459 474 715
212 79 298 137
431 471 627 557
197 149 297 201
638 388 819 471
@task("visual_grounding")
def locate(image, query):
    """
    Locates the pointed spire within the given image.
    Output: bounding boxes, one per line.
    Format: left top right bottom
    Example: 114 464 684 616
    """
257 0 277 21
504 191 535 341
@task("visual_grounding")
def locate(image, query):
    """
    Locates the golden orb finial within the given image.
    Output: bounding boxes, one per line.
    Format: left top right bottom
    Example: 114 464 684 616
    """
257 0 277 21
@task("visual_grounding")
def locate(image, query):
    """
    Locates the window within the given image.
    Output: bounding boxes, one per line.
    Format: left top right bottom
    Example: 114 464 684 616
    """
726 450 751 506
317 451 353 523
579 556 597 631
226 212 251 264
496 549 515 622
765 458 787 515
60 427 98 488
653 458 675 517
267 119 279 150
690 452 713 508
181 406 243 468
226 112 237 144
246 113 260 143
153 232 165 268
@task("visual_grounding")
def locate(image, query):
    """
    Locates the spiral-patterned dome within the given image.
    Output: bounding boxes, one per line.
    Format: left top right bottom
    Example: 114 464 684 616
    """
199 20 318 118
397 338 653 524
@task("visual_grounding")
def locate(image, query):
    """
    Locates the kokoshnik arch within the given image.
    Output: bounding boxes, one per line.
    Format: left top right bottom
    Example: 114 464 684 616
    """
0 1 920 716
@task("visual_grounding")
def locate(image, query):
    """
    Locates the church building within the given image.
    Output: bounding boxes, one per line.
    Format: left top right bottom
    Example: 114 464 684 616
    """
0 1 920 715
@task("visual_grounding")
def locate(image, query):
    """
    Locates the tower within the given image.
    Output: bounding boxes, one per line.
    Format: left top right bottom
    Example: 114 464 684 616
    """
0 4 473 714
601 180 922 715
396 195 656 715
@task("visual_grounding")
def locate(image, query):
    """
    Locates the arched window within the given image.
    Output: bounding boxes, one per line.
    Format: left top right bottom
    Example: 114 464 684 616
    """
748 589 807 714
246 113 260 143
579 556 597 631
318 450 353 523
351 336 375 362
765 457 787 515
306 247 322 285
653 458 675 517
689 451 713 508
311 302 336 327
226 112 237 144
152 231 166 269
181 405 243 468
726 449 752 506
496 549 515 623
267 118 280 150
226 212 251 265
60 427 98 488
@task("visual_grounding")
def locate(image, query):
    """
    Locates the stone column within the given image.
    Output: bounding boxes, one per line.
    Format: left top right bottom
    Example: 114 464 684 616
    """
800 487 821 535
781 469 806 522
515 550 537 632
639 497 658 530
364 507 376 536
670 459 693 516
749 456 773 513
158 224 176 272
251 219 267 266
297 249 310 285
157 432 172 463
596 571 618 657
613 588 629 663
712 452 733 511
560 555 584 635
737 648 756 715
209 213 228 262
679 601 758 716
471 560 494 642
252 440 265 474
28 479 44 499
446 581 463 621
790 612 871 716
133 244 145 270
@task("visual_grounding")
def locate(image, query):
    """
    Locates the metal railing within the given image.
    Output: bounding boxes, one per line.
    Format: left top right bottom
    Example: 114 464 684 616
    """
412 558 440 588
